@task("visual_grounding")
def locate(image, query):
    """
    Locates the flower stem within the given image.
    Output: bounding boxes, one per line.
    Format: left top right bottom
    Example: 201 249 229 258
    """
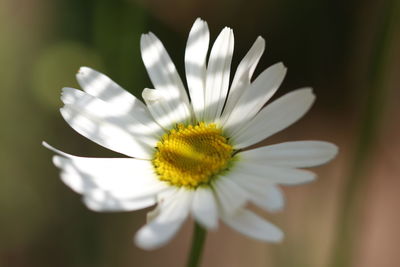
186 223 207 267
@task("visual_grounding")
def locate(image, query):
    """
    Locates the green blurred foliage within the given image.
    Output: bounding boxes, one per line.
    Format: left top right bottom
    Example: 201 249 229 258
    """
31 42 103 109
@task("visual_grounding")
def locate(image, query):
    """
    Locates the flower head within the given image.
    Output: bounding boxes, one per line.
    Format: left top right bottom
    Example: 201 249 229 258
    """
44 18 338 250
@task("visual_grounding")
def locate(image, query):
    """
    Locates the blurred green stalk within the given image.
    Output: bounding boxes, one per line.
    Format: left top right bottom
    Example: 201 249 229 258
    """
330 1 399 267
187 223 207 267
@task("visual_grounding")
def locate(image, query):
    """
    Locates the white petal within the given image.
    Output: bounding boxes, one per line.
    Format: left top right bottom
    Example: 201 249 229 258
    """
192 187 218 230
220 36 265 123
229 172 284 212
203 27 234 122
152 188 192 224
135 219 182 250
55 156 167 199
76 67 156 128
146 187 180 224
146 205 161 224
60 88 159 158
233 88 315 148
83 192 156 212
140 33 192 127
185 18 210 121
241 141 338 168
233 160 316 185
135 188 192 250
223 62 287 135
213 176 247 216
251 185 284 212
142 88 177 130
44 143 167 200
58 159 164 198
222 209 283 242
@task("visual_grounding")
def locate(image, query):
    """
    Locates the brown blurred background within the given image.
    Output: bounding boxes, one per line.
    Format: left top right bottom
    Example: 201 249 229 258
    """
1 0 399 266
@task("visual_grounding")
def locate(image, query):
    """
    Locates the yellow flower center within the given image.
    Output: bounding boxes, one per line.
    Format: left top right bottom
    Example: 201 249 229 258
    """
152 123 234 188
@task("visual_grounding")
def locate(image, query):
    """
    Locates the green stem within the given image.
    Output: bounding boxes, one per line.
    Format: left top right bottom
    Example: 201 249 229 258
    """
186 223 207 267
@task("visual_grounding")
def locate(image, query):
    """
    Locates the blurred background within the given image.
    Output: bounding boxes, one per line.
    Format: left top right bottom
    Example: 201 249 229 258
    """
1 0 399 266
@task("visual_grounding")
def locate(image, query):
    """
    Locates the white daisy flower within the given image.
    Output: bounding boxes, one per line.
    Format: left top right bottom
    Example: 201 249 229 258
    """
43 18 338 250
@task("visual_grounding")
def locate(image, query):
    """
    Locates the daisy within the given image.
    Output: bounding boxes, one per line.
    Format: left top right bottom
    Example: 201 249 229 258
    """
43 18 338 250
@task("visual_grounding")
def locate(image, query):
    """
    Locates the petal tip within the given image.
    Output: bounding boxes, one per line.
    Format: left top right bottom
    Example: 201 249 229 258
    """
142 88 161 102
256 35 265 42
52 155 64 167
270 229 284 243
253 36 266 50
221 26 233 34
42 141 51 149
327 143 339 160
134 229 159 251
196 217 218 231
42 142 68 157
140 33 150 44
300 87 316 98
60 87 80 104
194 17 205 24
77 66 91 76
277 62 287 70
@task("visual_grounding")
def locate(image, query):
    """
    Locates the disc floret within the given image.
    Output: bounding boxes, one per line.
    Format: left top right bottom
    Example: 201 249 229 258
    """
153 123 234 188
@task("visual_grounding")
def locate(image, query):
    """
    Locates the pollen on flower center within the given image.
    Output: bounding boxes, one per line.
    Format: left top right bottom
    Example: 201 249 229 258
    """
152 122 234 188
